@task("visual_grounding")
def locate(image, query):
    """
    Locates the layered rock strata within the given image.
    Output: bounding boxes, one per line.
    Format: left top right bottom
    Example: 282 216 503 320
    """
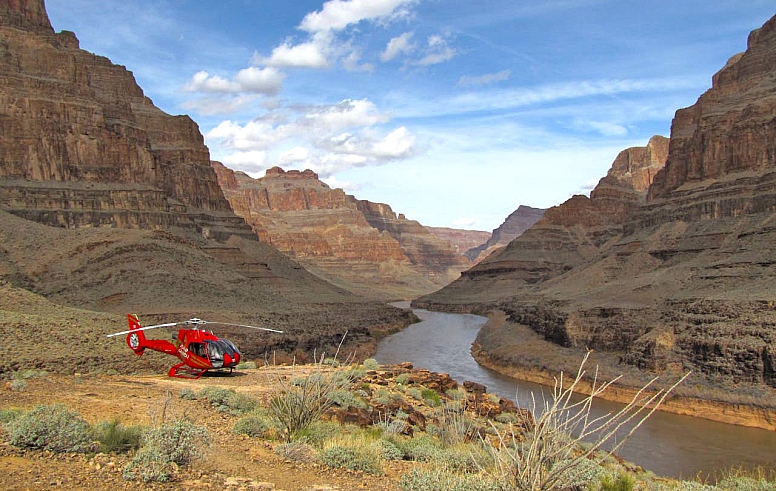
416 15 776 396
0 0 253 241
212 164 471 299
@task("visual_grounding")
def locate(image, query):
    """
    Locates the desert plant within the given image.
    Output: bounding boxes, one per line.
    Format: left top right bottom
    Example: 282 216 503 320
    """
198 386 235 411
482 352 688 491
179 388 197 400
421 388 442 407
123 419 208 483
6 404 94 453
294 420 344 447
363 358 380 370
597 471 636 491
328 388 368 410
430 401 476 447
233 414 271 438
399 467 501 491
373 387 404 405
319 435 383 474
373 438 404 461
93 418 144 454
265 352 356 442
274 441 317 462
396 373 411 385
0 407 25 424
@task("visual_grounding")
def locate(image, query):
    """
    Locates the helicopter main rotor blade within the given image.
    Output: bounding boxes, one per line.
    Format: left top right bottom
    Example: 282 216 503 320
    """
106 322 181 337
199 321 284 333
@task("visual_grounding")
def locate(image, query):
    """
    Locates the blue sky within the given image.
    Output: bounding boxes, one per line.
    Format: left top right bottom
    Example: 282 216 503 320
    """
46 1 774 231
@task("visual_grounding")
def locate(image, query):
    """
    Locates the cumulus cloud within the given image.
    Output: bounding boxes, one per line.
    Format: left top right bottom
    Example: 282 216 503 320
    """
299 0 415 33
184 67 284 94
206 99 419 178
380 31 415 61
458 70 511 87
259 34 331 68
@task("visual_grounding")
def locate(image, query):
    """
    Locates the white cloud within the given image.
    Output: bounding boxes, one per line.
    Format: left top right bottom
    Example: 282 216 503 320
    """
415 34 458 66
577 120 629 136
183 67 284 94
260 35 331 68
322 126 415 161
180 94 260 116
458 70 511 87
220 150 268 173
299 0 415 33
321 175 361 193
380 31 415 61
278 147 309 165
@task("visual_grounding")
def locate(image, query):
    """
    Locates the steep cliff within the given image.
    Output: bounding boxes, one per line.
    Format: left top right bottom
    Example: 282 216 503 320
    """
212 163 472 300
464 205 546 263
0 0 414 368
416 15 776 397
0 0 252 240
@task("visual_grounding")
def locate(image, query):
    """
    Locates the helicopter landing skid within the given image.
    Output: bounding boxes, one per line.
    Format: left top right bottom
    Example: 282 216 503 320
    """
168 363 206 379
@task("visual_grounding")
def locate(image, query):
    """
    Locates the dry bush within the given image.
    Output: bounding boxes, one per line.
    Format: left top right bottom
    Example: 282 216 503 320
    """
483 352 689 491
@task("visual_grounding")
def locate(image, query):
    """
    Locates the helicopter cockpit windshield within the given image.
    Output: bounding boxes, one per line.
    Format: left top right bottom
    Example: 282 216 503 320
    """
206 339 240 368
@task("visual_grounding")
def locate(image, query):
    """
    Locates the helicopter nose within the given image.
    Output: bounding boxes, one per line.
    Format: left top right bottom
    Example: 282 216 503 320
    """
224 353 233 366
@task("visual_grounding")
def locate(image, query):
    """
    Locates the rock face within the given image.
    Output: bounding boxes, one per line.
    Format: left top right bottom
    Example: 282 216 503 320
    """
427 227 490 256
465 205 546 263
0 0 414 366
0 0 253 241
212 163 472 300
415 15 776 395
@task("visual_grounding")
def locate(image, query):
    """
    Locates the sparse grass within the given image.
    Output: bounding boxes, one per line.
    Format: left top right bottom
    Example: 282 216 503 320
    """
265 353 356 442
399 467 501 491
93 418 144 454
319 434 383 474
275 441 317 462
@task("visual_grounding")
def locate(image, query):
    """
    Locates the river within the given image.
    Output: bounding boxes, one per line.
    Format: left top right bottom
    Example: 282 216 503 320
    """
375 306 776 479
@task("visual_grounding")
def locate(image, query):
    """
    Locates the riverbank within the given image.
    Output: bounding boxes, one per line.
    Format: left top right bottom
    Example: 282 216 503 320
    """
472 311 776 431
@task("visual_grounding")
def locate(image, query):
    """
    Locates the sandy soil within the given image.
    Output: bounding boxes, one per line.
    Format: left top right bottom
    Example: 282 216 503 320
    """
0 369 417 491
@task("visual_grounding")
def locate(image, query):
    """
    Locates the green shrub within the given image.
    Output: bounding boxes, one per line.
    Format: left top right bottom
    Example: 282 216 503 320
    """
228 392 259 415
373 388 403 405
395 373 411 385
434 444 486 473
274 441 317 462
179 388 197 400
599 472 636 491
328 388 368 410
397 433 442 462
93 418 144 454
8 379 27 391
0 407 25 424
407 387 422 400
718 476 776 491
362 358 380 370
319 437 383 474
123 419 208 483
237 361 257 369
233 415 270 438
421 388 442 407
294 420 343 447
6 404 93 453
198 386 235 411
399 467 501 491
373 438 404 461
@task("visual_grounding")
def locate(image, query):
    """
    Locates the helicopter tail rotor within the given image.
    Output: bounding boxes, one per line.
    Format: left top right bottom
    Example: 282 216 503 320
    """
125 314 148 356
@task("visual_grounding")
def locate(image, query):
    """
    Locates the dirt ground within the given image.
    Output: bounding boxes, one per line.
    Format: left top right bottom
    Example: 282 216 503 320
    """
0 368 417 491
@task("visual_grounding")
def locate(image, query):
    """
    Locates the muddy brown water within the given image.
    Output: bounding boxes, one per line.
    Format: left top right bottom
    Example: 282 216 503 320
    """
375 306 776 479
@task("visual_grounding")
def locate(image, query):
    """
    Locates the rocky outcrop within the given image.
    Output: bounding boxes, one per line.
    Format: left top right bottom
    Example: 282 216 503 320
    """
0 0 254 241
416 15 776 396
212 163 472 299
465 205 546 263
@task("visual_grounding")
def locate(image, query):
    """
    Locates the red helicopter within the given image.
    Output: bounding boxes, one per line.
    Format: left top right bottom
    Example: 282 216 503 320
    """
107 314 282 379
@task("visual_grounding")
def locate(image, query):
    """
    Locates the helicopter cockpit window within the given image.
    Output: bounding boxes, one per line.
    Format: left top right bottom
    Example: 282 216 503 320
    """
205 340 239 368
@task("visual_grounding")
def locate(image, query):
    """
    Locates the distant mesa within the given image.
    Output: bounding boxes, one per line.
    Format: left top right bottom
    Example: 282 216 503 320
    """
464 205 546 263
212 162 475 300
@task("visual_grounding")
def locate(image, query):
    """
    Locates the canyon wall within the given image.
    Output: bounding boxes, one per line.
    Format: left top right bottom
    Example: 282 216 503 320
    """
416 14 776 395
464 205 546 263
0 0 253 241
212 163 473 300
